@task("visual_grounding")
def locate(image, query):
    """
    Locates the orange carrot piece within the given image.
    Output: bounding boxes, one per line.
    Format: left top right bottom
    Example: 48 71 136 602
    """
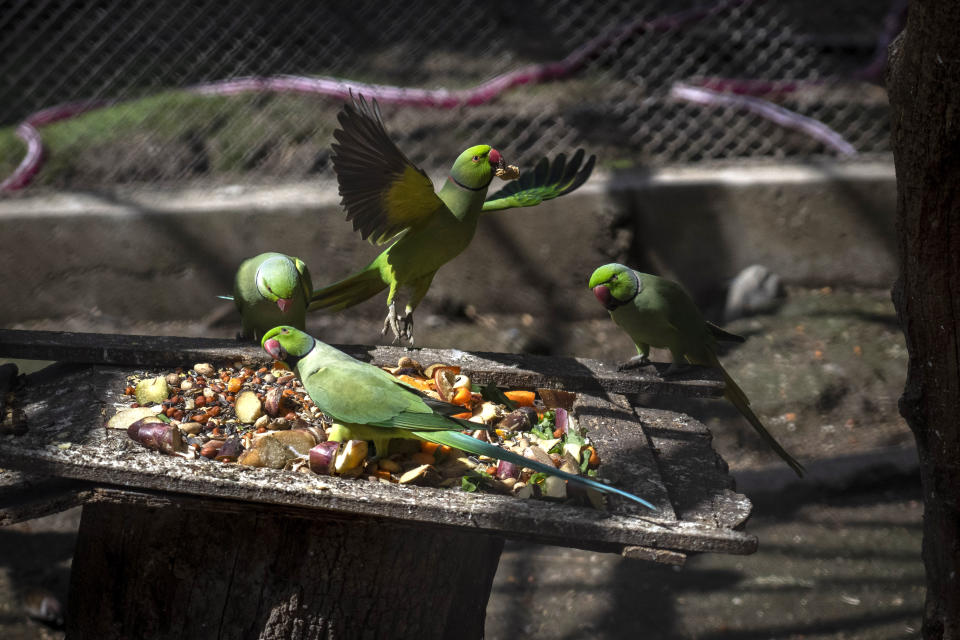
420 441 441 456
452 387 472 407
504 390 536 407
452 411 472 420
397 375 435 392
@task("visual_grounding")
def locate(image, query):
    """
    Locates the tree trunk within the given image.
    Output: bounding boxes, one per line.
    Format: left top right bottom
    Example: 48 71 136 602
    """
66 502 503 639
888 1 960 637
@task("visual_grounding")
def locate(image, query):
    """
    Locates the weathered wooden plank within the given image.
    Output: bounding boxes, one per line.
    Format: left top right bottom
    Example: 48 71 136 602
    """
621 545 687 566
0 363 756 555
0 329 725 397
638 407 753 529
574 392 676 519
0 469 90 526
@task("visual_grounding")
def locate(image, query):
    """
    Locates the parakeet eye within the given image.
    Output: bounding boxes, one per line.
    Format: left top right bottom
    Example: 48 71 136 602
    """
472 155 479 162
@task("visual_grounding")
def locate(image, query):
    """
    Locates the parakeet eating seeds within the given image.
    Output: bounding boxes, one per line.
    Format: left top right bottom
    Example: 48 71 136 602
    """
261 325 656 510
588 263 805 477
222 252 313 341
309 94 595 344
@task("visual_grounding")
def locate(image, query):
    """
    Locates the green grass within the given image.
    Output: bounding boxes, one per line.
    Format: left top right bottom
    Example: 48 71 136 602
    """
1 90 338 186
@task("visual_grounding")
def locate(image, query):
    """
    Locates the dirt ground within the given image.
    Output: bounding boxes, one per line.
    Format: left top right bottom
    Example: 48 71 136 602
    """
0 285 922 637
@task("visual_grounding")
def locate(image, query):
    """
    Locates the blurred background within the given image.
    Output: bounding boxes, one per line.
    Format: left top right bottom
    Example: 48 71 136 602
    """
0 0 920 637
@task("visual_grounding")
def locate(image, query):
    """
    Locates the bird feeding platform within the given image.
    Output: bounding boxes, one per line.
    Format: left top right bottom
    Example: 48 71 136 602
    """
0 329 756 639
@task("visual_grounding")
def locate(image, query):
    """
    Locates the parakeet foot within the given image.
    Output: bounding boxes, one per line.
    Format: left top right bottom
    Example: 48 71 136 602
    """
398 310 415 345
617 355 652 371
381 303 415 344
381 302 403 344
662 361 693 378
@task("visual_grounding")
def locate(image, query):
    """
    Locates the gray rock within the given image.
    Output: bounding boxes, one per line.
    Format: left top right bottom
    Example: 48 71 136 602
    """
725 265 785 322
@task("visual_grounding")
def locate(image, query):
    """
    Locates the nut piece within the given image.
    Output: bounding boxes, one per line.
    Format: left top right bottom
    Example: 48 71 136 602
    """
193 363 216 377
495 164 520 180
398 464 441 486
263 387 283 417
234 391 263 424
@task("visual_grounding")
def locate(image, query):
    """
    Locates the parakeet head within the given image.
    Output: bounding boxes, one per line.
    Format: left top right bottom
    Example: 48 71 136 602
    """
449 144 503 191
588 263 640 311
262 326 315 363
257 256 301 312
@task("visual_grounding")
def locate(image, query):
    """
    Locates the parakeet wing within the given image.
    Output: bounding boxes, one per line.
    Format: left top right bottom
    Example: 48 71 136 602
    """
482 149 595 212
301 345 427 424
332 94 445 245
293 257 313 300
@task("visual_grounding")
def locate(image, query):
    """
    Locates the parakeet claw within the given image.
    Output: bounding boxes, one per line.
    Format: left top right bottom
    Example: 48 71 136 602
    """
381 302 402 343
617 355 652 371
381 303 415 344
662 361 692 378
399 310 415 345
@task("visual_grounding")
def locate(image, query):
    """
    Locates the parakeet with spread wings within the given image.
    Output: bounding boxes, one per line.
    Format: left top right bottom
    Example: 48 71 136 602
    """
309 95 594 343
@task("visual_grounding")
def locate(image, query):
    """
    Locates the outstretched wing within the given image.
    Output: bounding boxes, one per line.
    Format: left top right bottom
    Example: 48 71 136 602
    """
332 94 445 244
482 149 595 212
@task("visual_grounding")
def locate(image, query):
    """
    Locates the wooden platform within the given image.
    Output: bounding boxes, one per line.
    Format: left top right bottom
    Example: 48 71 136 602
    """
0 330 754 638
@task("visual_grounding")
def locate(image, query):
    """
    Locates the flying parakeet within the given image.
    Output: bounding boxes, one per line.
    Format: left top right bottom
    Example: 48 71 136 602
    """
309 94 595 344
588 263 805 477
220 252 313 341
261 325 655 510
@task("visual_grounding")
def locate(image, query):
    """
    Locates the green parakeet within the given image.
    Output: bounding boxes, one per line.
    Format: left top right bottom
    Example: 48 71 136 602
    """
261 325 655 510
221 252 313 341
588 263 804 477
309 94 595 343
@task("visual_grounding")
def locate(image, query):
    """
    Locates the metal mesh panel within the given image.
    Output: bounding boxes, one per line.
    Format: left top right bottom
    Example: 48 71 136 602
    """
0 0 897 190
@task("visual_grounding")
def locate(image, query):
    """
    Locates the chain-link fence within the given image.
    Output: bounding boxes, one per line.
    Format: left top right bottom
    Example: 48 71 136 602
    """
0 0 899 191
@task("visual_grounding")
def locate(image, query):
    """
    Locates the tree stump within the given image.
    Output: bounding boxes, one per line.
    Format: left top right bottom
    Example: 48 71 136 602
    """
67 501 503 639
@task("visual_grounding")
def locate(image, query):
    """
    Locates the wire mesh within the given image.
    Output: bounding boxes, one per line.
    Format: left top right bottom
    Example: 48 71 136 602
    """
0 0 898 190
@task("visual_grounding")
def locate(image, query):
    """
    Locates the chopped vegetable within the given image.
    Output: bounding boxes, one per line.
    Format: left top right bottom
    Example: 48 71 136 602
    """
503 390 536 407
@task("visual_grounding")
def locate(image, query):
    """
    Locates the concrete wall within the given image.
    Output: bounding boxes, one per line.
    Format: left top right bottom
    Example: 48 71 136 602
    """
0 162 896 328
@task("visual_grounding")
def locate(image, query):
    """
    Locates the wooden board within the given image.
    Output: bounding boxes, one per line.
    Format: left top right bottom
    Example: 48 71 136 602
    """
0 359 755 557
0 469 90 525
0 329 725 397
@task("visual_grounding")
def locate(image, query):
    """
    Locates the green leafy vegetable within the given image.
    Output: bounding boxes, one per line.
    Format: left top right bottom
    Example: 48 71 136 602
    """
479 381 518 410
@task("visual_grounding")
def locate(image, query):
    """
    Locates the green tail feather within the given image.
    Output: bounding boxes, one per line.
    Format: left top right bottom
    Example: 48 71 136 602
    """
413 429 656 511
720 367 805 477
309 263 386 312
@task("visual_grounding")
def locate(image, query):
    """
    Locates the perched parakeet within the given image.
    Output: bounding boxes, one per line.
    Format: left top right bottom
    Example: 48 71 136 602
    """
588 264 805 477
221 252 313 341
261 325 655 510
309 94 595 343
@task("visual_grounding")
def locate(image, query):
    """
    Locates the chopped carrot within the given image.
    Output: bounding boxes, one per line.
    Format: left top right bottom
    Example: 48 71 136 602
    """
272 361 290 371
375 469 394 481
486 465 497 476
397 375 435 392
452 386 472 407
452 411 473 420
504 390 536 407
420 441 441 456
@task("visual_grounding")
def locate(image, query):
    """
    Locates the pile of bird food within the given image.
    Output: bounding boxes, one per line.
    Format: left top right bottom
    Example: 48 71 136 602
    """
106 357 604 502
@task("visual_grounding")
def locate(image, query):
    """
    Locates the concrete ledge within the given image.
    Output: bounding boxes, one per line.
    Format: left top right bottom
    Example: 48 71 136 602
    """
0 161 896 327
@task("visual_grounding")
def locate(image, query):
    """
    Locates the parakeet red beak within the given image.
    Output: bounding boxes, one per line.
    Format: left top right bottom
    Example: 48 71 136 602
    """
489 148 503 169
276 298 292 313
263 338 286 360
593 285 618 311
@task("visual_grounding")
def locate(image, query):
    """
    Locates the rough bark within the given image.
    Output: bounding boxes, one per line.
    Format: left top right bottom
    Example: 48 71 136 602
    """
67 502 503 639
888 1 960 637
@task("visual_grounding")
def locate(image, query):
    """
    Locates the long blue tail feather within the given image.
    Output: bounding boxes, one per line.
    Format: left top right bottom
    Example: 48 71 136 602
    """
413 429 656 511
